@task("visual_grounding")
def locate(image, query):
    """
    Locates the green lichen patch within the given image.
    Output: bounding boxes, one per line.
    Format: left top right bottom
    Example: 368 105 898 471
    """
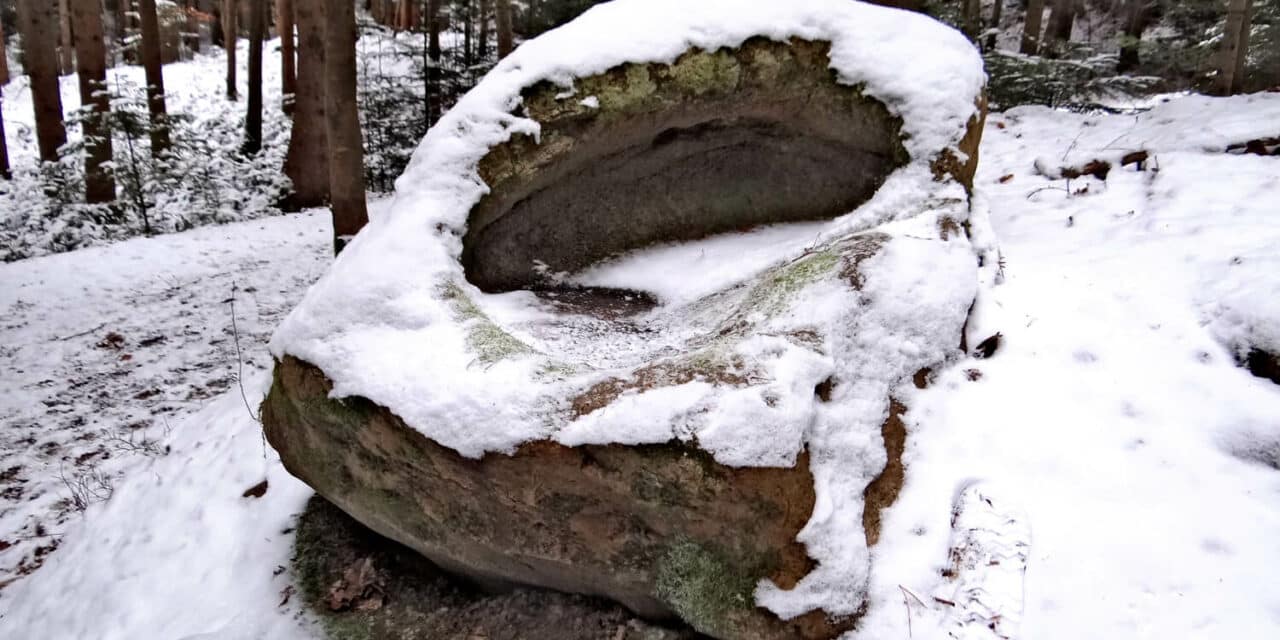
440 281 535 363
655 538 760 637
737 249 840 319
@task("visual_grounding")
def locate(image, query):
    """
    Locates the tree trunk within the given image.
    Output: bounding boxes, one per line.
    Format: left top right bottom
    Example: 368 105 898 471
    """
282 0 329 208
0 96 10 179
1216 0 1252 96
961 0 981 41
59 0 76 75
224 0 238 99
17 0 68 162
70 0 116 204
279 0 297 111
1045 0 1076 49
1021 0 1045 55
478 0 490 60
986 0 1004 50
1232 0 1253 92
495 0 512 58
138 0 172 157
243 0 264 154
1117 0 1146 73
0 15 10 86
426 0 441 124
323 0 368 254
463 0 473 67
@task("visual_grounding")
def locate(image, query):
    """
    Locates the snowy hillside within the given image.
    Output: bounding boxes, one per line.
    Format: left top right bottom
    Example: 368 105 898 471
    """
1 90 1276 639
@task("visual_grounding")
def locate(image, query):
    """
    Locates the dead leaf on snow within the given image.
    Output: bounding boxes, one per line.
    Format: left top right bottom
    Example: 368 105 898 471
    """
242 480 268 498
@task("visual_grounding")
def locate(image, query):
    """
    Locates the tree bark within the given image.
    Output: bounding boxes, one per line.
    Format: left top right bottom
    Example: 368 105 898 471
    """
282 0 329 208
70 0 116 204
1021 0 1045 55
961 0 981 42
0 96 11 179
278 0 297 111
17 0 68 162
0 14 10 86
986 0 1004 50
224 0 238 99
1045 0 1077 49
59 0 76 75
323 0 368 254
478 0 490 60
463 0 473 67
495 0 512 58
138 0 172 157
426 0 441 124
1216 0 1252 96
243 0 264 154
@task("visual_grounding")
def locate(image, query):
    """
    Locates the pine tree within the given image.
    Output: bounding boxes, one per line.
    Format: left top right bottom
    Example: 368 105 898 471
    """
243 0 265 154
282 0 329 208
138 0 172 157
17 0 68 163
1216 0 1253 95
224 0 239 100
1021 0 1046 55
323 0 368 253
70 0 117 203
278 0 297 112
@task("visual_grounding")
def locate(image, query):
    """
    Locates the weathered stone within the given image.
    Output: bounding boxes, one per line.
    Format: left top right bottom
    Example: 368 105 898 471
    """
464 37 915 292
266 16 988 640
264 356 852 640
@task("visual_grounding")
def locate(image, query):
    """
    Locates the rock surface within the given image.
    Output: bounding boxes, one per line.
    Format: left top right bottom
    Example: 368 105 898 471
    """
464 37 910 292
292 495 701 640
264 356 849 639
265 3 990 637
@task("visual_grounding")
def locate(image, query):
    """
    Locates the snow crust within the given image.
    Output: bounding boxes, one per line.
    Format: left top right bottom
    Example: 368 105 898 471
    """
856 93 1280 640
269 0 986 623
271 0 984 459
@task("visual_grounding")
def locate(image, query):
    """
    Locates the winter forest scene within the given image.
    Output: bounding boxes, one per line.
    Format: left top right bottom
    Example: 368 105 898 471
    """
0 0 1278 638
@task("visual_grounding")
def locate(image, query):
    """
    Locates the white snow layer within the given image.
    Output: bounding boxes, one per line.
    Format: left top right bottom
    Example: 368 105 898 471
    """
269 1 985 622
270 0 985 460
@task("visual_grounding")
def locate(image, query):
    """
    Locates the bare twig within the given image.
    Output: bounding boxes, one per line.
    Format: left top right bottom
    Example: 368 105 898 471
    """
54 323 107 342
228 283 261 426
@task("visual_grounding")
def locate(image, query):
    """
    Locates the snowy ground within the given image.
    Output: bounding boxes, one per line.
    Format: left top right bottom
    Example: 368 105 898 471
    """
1 86 1279 640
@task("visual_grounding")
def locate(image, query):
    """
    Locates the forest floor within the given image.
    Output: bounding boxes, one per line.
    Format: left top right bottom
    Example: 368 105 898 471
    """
1 51 1279 640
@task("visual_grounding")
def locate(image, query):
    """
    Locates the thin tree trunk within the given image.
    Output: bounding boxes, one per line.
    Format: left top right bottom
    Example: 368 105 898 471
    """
495 0 512 58
282 0 328 208
278 0 297 111
70 0 116 204
1045 0 1077 49
0 15 10 85
1216 0 1252 95
426 0 441 124
463 0 472 67
0 96 10 179
1021 0 1045 55
986 0 1004 50
224 0 238 100
1232 0 1253 93
243 0 264 154
478 0 490 60
17 0 68 162
961 0 981 41
323 0 368 254
59 0 76 75
138 0 171 157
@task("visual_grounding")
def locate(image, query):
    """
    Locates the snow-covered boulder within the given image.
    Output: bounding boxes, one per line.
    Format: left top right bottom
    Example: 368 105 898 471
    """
264 1 990 638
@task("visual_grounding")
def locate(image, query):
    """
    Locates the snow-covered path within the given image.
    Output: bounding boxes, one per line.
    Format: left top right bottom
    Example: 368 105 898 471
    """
0 93 1278 639
0 211 331 590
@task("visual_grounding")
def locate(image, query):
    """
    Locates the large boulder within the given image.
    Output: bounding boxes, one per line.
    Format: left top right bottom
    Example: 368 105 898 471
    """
264 1 991 638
